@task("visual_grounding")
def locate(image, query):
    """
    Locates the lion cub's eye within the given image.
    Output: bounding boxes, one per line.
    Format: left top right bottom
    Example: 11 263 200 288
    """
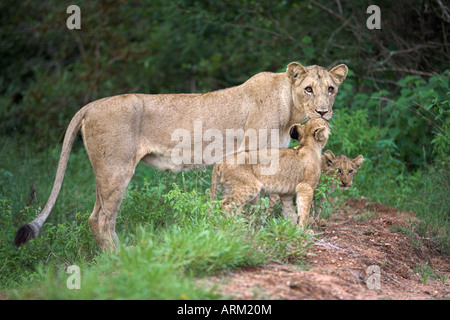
305 86 313 93
337 169 341 174
328 86 334 93
349 169 354 173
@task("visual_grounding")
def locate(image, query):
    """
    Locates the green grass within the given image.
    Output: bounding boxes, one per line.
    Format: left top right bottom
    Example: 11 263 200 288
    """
2 199 314 299
0 138 316 299
346 162 450 255
0 133 448 299
414 262 447 285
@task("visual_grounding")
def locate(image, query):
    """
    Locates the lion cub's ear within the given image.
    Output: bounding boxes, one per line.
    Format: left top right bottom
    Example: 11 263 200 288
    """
323 150 335 162
287 62 308 85
323 150 335 166
352 155 364 169
328 64 348 86
289 124 303 141
313 126 329 141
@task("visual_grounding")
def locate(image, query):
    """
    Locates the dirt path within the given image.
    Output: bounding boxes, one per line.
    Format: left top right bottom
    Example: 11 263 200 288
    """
208 197 450 300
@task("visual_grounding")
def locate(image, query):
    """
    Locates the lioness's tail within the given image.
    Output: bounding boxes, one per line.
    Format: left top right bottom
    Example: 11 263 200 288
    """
14 108 86 247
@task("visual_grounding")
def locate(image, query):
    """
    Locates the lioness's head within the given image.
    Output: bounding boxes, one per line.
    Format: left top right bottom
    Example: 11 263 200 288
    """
286 62 348 121
322 150 364 190
289 118 330 148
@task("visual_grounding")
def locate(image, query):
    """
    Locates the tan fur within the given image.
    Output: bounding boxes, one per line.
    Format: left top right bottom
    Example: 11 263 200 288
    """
211 118 330 226
14 62 347 251
267 149 364 221
320 150 364 192
311 150 364 220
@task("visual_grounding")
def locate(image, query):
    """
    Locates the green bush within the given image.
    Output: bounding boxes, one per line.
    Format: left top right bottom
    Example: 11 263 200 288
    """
381 72 449 168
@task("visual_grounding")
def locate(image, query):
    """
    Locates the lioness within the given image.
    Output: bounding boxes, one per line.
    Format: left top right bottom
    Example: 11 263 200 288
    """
210 118 330 226
14 62 347 251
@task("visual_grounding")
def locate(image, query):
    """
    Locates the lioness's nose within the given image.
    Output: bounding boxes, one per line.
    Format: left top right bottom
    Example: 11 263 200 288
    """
315 109 328 117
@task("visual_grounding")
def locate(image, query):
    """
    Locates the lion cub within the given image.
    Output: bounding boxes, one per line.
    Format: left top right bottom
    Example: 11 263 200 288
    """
268 149 364 221
311 150 364 220
320 150 364 192
210 118 330 226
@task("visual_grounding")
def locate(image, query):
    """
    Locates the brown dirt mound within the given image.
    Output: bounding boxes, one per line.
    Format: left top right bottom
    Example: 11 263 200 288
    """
207 197 450 300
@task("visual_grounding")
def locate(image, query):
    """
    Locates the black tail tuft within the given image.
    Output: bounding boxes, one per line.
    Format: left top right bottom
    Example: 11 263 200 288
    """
14 224 36 247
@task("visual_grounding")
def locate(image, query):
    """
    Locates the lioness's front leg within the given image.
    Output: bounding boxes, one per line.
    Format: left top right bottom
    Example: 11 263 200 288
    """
295 183 314 227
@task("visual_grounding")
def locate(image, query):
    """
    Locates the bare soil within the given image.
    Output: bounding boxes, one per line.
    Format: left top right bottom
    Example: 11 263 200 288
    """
208 197 450 300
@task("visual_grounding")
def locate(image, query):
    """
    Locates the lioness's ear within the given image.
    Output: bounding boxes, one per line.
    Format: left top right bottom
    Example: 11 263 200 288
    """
287 62 307 85
329 64 348 86
352 155 364 169
289 124 303 141
314 126 329 141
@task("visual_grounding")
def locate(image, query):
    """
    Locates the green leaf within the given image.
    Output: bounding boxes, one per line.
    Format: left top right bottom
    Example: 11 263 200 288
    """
301 35 312 45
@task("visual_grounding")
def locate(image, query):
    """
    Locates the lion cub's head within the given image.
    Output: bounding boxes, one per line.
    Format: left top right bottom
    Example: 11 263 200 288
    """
289 118 330 148
321 150 364 190
286 62 348 121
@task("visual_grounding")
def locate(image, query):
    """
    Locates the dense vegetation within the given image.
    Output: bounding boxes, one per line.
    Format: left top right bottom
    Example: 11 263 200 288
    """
0 1 448 299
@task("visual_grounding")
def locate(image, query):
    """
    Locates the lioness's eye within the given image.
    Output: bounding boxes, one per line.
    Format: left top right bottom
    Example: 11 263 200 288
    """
305 86 313 93
349 169 353 173
328 86 334 93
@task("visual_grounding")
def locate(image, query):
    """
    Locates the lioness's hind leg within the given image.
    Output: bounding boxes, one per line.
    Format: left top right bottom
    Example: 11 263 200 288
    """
89 165 135 251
